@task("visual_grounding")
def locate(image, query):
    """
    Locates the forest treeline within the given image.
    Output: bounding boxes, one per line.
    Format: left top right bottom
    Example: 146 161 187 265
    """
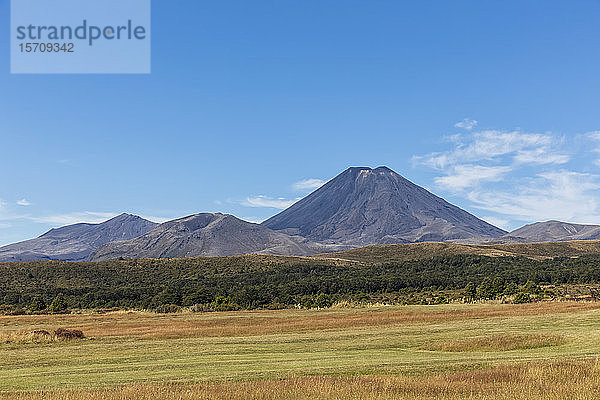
1 254 599 313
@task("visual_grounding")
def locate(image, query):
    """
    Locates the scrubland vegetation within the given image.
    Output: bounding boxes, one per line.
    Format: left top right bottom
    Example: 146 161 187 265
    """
2 251 600 314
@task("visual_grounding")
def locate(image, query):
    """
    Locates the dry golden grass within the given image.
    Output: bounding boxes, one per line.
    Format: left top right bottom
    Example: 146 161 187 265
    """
2 359 599 400
0 330 57 344
318 239 600 263
1 302 597 340
0 328 85 344
421 333 567 352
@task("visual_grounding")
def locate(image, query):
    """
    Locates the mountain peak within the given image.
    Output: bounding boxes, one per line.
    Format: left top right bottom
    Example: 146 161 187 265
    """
263 166 505 245
344 166 404 180
109 213 140 222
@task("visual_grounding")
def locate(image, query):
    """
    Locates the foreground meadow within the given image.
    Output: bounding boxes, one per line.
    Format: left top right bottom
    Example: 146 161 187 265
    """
1 302 600 399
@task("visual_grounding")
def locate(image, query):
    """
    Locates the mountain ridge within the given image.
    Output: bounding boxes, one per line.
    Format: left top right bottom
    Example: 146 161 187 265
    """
500 220 600 243
90 213 324 260
11 166 599 262
0 213 158 262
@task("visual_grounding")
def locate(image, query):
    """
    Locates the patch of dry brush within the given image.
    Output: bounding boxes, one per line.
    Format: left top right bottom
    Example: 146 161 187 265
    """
2 359 599 400
1 328 84 344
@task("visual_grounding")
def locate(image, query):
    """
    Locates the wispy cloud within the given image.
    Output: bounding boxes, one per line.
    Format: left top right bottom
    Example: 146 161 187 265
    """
454 118 478 130
138 215 172 224
467 171 600 224
243 195 300 209
238 177 324 211
16 199 31 206
415 130 568 171
480 216 510 231
434 165 511 191
0 199 29 221
586 131 600 166
239 216 265 224
292 178 325 191
415 122 600 227
30 211 119 226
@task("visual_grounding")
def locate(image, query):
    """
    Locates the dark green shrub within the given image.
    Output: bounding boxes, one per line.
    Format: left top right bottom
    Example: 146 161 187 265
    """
28 296 47 313
503 282 518 296
477 277 494 299
154 304 182 313
212 296 240 311
524 280 541 295
513 292 531 304
464 282 477 300
49 293 68 314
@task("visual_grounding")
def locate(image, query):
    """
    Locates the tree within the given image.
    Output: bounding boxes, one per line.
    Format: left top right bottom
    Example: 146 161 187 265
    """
464 282 477 301
503 282 518 296
49 293 67 314
28 296 46 313
491 276 505 298
524 280 541 295
513 292 531 304
477 277 494 299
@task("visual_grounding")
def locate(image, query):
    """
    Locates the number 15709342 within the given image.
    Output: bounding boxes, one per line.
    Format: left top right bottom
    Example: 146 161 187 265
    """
19 42 74 53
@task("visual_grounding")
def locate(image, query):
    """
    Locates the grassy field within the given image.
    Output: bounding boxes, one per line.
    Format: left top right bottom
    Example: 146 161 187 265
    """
1 302 600 399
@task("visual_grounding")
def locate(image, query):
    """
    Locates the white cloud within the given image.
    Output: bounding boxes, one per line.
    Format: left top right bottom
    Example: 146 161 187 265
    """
239 178 323 211
239 216 265 224
467 171 600 224
587 131 600 140
30 211 119 226
513 148 569 165
138 215 172 224
480 216 511 231
415 124 600 226
586 131 600 166
416 130 568 171
30 212 172 226
292 178 325 191
454 118 478 130
243 195 300 209
434 165 512 191
0 222 11 229
16 199 31 206
0 199 29 221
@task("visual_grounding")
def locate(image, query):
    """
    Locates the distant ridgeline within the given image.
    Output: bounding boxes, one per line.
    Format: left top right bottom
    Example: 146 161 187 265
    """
2 253 600 313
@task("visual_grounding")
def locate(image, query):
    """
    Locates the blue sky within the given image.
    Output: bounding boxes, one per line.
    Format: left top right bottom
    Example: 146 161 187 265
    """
1 0 600 245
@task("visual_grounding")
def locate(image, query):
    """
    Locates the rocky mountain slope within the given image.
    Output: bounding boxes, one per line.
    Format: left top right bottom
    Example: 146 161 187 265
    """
263 166 505 246
501 221 600 243
90 213 320 260
0 213 157 262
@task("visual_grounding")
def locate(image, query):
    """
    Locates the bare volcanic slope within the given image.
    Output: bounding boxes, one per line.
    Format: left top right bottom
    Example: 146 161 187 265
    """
262 166 506 246
0 213 158 262
90 213 318 261
502 221 600 243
